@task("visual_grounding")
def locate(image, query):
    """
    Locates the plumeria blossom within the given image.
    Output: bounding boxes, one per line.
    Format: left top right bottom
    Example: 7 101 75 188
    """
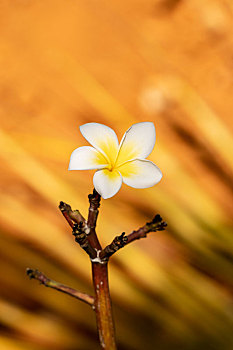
69 122 162 199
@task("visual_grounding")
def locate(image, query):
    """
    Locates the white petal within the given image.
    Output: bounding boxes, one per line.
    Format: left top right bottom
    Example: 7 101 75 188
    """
68 146 109 170
80 123 119 167
117 159 162 188
93 169 122 199
116 122 156 166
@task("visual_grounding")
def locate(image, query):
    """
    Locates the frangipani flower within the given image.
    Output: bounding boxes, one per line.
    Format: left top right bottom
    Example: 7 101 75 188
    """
69 122 162 199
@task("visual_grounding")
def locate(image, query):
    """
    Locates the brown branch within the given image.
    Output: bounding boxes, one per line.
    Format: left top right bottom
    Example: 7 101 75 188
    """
85 189 117 349
126 214 167 245
59 201 96 258
26 268 94 307
69 209 86 225
92 263 117 350
87 189 102 250
59 201 75 228
72 222 97 259
58 192 103 257
99 233 128 262
100 215 167 260
59 201 86 228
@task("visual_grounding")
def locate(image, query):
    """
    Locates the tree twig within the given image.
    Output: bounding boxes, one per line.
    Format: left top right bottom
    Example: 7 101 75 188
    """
126 214 167 245
59 201 95 257
87 189 102 250
59 201 75 228
26 268 94 307
72 222 97 259
99 233 128 262
59 201 86 227
100 215 167 260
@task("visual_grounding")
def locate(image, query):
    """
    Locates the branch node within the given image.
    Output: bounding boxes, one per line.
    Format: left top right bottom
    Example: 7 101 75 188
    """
72 222 97 259
146 214 167 232
88 189 101 208
86 188 102 250
90 249 106 264
26 268 48 283
59 201 71 212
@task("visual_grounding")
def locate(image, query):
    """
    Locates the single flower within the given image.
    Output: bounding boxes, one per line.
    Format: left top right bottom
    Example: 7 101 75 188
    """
69 122 162 199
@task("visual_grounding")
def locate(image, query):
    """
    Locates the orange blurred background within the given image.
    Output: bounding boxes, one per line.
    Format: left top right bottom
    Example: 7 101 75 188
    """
0 0 233 349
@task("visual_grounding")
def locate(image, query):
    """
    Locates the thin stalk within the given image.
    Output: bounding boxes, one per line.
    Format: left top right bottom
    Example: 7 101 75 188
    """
92 262 117 350
26 268 94 306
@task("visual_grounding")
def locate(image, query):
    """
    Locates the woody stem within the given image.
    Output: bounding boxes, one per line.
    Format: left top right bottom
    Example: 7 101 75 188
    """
92 262 117 350
87 189 117 349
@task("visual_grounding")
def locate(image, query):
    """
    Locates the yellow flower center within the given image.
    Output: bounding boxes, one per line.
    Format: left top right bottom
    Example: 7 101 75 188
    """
96 138 138 173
